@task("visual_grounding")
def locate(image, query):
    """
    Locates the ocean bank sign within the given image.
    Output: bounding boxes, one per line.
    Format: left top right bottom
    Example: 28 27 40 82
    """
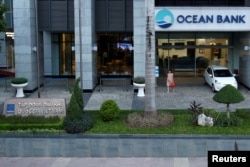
155 7 250 31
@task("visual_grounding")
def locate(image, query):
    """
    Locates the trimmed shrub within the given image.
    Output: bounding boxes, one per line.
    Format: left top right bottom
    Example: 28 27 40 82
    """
63 112 93 134
73 77 84 109
0 115 63 131
66 93 83 120
203 109 219 123
11 77 28 84
99 100 120 121
0 122 63 131
64 92 86 133
82 112 94 131
63 87 93 133
63 117 85 133
215 115 243 127
213 85 244 119
236 109 250 119
133 76 145 84
0 115 60 124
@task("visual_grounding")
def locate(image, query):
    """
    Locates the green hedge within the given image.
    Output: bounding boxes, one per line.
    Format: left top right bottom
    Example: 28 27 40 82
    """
0 115 63 131
0 115 61 124
0 122 63 131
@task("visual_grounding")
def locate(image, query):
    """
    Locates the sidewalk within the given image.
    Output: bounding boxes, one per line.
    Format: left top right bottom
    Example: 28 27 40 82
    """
84 83 250 112
0 157 207 167
1 77 250 113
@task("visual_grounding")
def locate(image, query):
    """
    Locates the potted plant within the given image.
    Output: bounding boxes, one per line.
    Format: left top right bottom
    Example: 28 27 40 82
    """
133 76 145 97
11 77 28 97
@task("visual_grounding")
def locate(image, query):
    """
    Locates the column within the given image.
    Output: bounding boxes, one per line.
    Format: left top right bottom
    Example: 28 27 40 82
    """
13 0 39 91
74 0 96 91
133 0 146 78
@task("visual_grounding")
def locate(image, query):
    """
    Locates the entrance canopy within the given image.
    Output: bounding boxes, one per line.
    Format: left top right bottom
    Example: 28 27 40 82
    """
155 7 250 31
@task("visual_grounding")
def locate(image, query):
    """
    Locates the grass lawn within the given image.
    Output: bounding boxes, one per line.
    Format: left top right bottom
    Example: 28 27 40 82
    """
86 109 250 135
1 109 250 135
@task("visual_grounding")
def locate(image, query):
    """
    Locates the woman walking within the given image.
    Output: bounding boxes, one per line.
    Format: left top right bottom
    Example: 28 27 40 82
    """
166 69 175 93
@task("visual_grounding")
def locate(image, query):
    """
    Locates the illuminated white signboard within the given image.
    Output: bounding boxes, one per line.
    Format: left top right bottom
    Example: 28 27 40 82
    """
155 7 250 31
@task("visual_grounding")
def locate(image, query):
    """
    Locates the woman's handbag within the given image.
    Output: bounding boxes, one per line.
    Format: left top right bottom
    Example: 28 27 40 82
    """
170 81 176 88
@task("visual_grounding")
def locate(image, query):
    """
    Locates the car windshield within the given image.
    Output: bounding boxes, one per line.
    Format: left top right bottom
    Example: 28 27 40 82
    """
214 69 233 77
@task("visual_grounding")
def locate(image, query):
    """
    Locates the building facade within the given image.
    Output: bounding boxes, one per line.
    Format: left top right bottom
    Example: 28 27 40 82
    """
1 0 250 91
0 0 14 72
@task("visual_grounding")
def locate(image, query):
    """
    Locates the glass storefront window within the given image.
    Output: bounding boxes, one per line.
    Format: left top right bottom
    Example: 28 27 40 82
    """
97 33 133 75
196 38 229 66
52 33 75 76
156 32 232 77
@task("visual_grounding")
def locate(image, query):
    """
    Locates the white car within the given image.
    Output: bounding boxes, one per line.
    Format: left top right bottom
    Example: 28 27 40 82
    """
203 65 238 92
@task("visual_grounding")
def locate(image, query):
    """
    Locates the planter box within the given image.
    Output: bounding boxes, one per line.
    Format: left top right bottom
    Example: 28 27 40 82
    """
11 82 28 97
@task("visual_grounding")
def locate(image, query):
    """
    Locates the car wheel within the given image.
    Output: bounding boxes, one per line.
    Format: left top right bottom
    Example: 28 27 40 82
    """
212 84 216 92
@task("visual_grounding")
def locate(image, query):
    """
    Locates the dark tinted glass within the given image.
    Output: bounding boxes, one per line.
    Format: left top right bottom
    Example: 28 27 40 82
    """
214 69 233 77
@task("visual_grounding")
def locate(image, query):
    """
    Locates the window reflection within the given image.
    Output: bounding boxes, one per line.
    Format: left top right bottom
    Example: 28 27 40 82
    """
156 32 231 77
97 33 133 75
52 33 75 76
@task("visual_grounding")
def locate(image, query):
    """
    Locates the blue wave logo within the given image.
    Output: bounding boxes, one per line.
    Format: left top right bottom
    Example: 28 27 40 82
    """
156 9 174 29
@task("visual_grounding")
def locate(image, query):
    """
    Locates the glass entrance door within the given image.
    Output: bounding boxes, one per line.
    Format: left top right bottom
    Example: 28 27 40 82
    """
156 32 199 77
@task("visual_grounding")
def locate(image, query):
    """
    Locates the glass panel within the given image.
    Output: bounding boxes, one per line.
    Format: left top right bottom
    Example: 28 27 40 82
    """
196 32 232 45
196 35 229 68
59 33 75 75
60 42 72 75
157 33 197 77
52 33 75 76
5 13 12 28
52 43 59 75
97 33 133 75
156 32 232 78
155 0 245 6
6 44 14 68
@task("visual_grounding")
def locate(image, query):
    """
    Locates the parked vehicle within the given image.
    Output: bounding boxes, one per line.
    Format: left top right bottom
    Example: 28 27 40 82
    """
203 65 238 92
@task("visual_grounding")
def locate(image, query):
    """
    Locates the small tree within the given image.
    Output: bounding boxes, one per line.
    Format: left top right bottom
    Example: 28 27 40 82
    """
0 1 8 51
213 85 244 118
63 81 93 133
66 93 83 120
73 77 84 109
0 0 8 32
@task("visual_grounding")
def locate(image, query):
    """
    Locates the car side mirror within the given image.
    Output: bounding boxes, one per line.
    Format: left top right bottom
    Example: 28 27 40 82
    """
209 74 213 78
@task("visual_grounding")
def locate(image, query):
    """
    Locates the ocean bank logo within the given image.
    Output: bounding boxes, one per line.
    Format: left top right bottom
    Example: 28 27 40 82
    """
156 9 174 29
